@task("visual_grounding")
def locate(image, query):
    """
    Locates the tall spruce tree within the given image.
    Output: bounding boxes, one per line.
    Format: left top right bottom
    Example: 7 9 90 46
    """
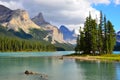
79 27 85 54
107 21 116 54
75 11 116 55
103 15 109 54
75 35 80 54
84 14 92 54
91 19 97 55
98 11 104 54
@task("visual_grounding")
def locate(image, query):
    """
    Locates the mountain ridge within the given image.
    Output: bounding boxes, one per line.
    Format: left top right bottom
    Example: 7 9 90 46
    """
59 25 77 44
32 12 65 44
32 12 49 25
0 5 74 51
0 5 41 33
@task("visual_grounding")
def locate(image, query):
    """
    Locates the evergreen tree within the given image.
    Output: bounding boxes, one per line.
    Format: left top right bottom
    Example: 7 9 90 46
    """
79 27 85 54
84 14 92 54
0 36 56 52
75 35 80 54
98 11 104 54
103 15 109 54
91 19 97 55
75 11 116 55
107 21 116 54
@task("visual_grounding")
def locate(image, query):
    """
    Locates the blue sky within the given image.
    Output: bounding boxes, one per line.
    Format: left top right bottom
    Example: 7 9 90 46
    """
93 3 120 32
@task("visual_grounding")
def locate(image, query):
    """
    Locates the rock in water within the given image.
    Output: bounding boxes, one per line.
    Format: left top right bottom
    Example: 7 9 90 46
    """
24 70 33 75
24 70 48 80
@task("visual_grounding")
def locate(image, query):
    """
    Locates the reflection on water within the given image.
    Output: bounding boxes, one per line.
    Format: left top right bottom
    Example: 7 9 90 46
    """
0 52 120 80
26 75 48 80
75 60 116 80
0 57 79 80
115 62 120 80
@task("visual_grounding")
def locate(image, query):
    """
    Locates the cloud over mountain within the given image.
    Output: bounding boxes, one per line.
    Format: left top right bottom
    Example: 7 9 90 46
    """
0 0 119 33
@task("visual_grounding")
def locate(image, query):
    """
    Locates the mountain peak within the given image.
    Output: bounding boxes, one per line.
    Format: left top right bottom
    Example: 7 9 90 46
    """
12 9 29 20
32 12 49 25
117 31 120 35
0 5 12 16
38 12 43 18
59 25 77 44
60 25 76 34
34 12 45 21
60 25 68 29
0 5 40 33
0 5 10 11
0 5 13 23
60 25 71 33
32 13 65 44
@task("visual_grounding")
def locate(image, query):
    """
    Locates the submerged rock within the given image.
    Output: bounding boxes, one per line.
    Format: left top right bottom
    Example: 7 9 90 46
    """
25 70 33 75
24 70 48 80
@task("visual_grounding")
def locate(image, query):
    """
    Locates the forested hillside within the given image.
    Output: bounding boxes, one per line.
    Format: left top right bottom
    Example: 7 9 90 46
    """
0 25 56 51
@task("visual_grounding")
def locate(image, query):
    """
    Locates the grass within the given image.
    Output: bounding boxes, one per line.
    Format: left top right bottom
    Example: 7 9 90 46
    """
95 54 120 61
64 53 120 62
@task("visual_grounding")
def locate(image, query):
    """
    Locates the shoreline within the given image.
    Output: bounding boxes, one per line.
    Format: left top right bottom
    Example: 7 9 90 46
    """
63 56 99 61
63 54 120 62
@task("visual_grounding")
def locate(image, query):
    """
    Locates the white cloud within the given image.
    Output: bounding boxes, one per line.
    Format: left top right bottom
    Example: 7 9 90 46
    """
28 0 100 26
89 0 110 5
0 1 23 10
0 0 113 34
66 24 84 34
114 0 120 5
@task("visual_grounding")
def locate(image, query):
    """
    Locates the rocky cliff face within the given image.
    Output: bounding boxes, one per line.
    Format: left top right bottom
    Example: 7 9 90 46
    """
32 13 65 44
0 5 65 44
0 5 12 23
43 24 65 44
0 5 74 50
0 5 40 33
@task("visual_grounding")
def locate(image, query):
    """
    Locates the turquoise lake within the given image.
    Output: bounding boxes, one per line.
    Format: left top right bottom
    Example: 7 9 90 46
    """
0 51 120 80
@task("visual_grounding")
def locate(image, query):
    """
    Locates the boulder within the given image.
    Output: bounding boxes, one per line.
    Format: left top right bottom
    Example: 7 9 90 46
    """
24 70 33 75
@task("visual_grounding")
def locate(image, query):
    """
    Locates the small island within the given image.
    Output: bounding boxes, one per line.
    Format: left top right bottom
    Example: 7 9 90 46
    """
64 54 120 62
65 12 118 62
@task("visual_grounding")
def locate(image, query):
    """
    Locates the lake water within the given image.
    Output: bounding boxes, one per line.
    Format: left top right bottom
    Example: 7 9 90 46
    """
0 51 120 80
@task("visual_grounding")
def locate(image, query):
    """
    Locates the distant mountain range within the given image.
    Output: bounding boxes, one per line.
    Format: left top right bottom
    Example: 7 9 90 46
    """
59 25 77 44
0 5 75 51
0 5 40 33
32 12 65 44
1 5 120 51
116 31 120 43
114 31 120 51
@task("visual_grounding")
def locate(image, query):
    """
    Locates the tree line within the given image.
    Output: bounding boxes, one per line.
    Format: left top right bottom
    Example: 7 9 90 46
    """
0 36 56 52
75 12 116 55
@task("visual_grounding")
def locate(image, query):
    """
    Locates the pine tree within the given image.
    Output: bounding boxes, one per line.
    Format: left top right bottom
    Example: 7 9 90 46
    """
98 11 104 54
75 35 80 54
84 14 92 54
79 27 85 54
75 11 116 55
103 15 109 54
107 21 116 54
91 19 97 55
